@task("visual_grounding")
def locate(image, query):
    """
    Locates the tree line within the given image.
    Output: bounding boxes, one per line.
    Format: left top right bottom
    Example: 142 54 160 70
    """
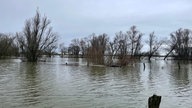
60 26 164 66
62 26 192 66
0 11 192 64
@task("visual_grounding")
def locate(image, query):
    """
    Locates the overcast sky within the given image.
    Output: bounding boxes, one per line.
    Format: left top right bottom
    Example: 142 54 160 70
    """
1 0 192 45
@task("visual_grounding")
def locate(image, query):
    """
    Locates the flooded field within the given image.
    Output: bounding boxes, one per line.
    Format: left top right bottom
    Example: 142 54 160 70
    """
0 57 192 108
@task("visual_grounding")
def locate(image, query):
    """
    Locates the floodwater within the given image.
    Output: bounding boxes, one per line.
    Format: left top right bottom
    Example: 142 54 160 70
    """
0 57 192 108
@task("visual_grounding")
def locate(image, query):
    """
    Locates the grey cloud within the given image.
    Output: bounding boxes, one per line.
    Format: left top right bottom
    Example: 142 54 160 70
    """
0 0 192 44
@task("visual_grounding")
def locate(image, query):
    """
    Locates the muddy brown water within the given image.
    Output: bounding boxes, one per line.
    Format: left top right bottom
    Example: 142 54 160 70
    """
0 57 192 108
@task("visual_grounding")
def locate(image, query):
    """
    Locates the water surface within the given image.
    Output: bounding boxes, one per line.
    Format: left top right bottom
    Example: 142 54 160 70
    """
0 57 192 108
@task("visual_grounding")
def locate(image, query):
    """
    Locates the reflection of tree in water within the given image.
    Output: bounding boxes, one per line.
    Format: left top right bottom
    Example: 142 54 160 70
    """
88 66 106 81
114 64 144 99
146 61 164 86
88 64 142 82
167 61 191 100
148 62 153 82
20 63 42 105
69 58 79 62
122 64 141 82
169 61 189 86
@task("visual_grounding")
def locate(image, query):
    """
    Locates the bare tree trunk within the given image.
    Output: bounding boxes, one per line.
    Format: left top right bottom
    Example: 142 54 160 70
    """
148 94 161 108
148 54 152 61
164 45 175 60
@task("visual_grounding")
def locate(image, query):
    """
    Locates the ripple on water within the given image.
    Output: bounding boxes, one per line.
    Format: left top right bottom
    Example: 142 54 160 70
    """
1 58 192 108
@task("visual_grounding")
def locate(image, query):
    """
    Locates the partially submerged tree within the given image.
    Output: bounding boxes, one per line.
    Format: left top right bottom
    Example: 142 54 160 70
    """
107 28 143 66
17 10 58 62
87 33 109 64
44 43 57 57
79 38 88 57
164 28 192 60
113 31 129 66
127 26 143 57
59 43 68 56
146 32 164 61
106 26 143 66
68 38 80 57
107 31 124 65
0 33 19 58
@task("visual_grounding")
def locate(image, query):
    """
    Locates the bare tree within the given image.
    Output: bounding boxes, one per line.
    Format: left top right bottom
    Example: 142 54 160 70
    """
164 28 192 60
127 26 143 57
59 43 68 56
0 33 19 58
87 33 109 64
146 32 164 61
68 38 80 57
106 31 131 66
44 43 57 57
114 31 130 65
17 10 58 62
79 38 88 57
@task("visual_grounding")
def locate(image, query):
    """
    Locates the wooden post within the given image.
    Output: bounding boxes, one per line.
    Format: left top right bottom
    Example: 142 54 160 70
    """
177 62 180 70
87 59 89 67
143 63 145 71
148 94 161 108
